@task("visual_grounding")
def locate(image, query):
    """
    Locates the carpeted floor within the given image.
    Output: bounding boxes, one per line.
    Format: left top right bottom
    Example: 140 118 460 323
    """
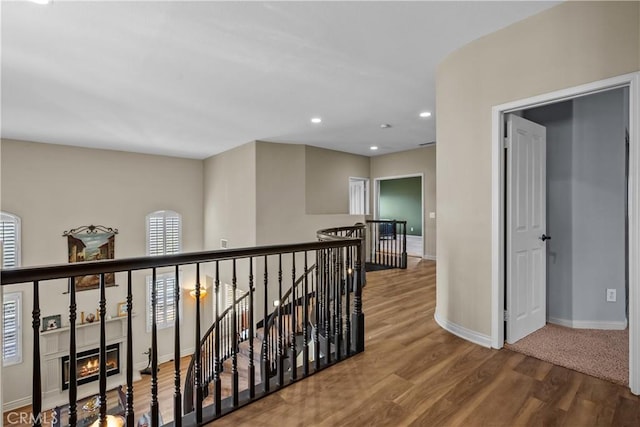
505 323 629 385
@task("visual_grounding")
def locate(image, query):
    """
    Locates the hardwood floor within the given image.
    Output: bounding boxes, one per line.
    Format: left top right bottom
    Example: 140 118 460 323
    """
210 258 639 426
4 258 639 426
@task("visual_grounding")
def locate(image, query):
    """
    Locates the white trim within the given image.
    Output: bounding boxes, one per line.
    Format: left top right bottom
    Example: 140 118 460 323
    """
3 396 31 412
423 254 437 261
491 72 640 395
434 311 492 348
547 317 628 330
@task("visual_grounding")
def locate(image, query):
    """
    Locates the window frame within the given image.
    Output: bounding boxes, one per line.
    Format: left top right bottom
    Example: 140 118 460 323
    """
146 210 182 256
3 291 22 366
0 211 22 269
146 272 182 332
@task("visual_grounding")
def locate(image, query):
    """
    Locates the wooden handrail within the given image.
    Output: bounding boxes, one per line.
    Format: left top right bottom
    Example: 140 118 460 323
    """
0 239 358 285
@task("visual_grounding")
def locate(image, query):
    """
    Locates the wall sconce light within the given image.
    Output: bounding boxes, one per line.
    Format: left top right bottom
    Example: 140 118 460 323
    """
189 284 208 299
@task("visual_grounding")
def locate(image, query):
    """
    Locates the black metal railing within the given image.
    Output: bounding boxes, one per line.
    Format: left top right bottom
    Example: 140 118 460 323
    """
1 226 365 427
365 220 407 269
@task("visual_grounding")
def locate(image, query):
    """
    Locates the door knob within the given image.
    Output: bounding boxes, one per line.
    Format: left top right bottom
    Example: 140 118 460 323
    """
540 234 551 241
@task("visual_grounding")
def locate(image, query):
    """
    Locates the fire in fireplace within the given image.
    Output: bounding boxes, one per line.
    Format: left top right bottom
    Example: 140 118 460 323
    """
61 344 120 390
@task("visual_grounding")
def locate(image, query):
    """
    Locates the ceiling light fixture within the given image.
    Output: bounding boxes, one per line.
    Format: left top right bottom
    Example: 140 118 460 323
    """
310 117 322 124
380 124 392 129
370 146 379 151
29 0 52 4
419 111 432 118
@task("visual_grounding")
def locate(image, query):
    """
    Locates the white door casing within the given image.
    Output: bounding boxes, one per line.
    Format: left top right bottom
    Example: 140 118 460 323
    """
506 114 547 344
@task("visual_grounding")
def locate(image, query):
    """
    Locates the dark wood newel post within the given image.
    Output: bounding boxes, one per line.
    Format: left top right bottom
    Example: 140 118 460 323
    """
352 241 365 353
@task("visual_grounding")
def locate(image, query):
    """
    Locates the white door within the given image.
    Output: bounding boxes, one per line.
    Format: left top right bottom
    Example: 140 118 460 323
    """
506 114 547 344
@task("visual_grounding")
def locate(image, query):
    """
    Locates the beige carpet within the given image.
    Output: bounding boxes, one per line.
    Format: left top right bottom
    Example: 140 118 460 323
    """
505 323 629 386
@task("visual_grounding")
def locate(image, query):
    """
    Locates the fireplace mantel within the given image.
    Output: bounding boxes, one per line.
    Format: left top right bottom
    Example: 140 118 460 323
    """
40 315 138 410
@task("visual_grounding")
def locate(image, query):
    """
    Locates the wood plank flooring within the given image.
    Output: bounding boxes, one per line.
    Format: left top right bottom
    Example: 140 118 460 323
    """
4 258 639 426
210 259 640 426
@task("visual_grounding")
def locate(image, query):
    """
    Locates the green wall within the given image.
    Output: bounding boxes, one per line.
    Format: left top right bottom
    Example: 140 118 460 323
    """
379 176 422 236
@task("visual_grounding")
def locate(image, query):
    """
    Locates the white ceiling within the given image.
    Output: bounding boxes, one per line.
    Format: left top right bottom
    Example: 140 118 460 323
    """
1 1 559 159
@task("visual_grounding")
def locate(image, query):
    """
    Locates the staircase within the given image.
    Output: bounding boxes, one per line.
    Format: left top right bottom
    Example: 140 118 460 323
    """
182 225 367 423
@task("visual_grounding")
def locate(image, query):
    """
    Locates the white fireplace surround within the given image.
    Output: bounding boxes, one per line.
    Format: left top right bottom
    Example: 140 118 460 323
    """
40 315 138 410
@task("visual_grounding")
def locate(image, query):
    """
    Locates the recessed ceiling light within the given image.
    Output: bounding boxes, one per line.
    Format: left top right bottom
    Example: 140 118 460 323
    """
29 0 51 4
370 146 379 151
419 111 432 118
310 117 322 124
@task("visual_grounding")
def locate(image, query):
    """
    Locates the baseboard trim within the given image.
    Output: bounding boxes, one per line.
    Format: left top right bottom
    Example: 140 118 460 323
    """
423 254 436 261
434 310 492 348
3 396 31 412
547 317 628 330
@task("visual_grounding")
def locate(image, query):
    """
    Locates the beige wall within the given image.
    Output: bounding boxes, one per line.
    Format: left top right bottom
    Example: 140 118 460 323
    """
305 146 370 215
436 1 640 336
203 142 257 250
370 146 436 258
257 142 363 245
0 139 205 409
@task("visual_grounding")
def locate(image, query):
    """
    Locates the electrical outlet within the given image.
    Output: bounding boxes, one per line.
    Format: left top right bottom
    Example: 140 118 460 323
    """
220 238 228 249
606 288 617 302
410 227 414 232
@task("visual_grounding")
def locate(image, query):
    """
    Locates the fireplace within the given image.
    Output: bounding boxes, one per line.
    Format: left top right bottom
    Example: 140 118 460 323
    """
61 344 120 390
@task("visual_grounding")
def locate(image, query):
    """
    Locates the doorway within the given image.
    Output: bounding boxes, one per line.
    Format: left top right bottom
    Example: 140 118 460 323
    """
490 72 640 394
373 174 424 257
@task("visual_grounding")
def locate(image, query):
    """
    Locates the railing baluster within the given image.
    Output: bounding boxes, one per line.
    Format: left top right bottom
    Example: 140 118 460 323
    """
303 251 309 376
174 265 182 427
345 250 352 356
324 249 331 365
32 281 42 427
125 271 134 427
262 255 270 393
248 257 255 398
231 259 239 407
277 254 284 387
194 264 202 424
214 261 221 415
290 253 297 382
334 249 342 360
99 273 107 426
68 278 78 427
151 268 160 427
353 241 365 353
403 222 408 269
314 253 320 372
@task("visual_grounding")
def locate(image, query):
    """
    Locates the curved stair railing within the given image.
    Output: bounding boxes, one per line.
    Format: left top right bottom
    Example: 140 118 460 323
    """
260 263 317 388
183 290 251 414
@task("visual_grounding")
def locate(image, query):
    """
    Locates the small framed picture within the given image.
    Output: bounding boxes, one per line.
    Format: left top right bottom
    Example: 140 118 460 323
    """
42 314 62 332
117 302 128 317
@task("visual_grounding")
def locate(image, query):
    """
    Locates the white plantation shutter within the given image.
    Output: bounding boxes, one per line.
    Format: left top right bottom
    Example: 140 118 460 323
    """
3 292 21 366
0 212 21 268
146 274 180 332
146 211 181 256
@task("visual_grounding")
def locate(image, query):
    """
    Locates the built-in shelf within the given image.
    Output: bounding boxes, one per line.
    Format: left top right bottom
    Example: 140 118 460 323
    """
41 314 137 335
